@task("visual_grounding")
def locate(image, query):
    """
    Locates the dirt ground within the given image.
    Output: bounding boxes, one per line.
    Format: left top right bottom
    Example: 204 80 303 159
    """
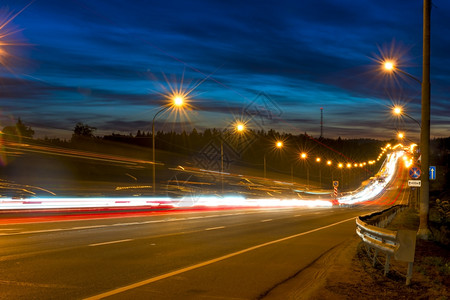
264 209 449 300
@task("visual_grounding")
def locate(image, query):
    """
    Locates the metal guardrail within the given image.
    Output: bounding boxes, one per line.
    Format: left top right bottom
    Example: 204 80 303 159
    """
356 205 416 285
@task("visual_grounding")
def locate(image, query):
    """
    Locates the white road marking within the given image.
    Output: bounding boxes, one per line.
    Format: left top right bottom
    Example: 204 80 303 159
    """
19 229 64 235
261 219 272 222
84 216 356 300
88 239 133 247
72 225 105 230
1 209 309 236
205 226 225 231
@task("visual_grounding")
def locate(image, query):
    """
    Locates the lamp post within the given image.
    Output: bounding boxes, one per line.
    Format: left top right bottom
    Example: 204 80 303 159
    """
346 163 352 189
383 0 432 239
383 60 422 85
152 96 185 194
419 0 432 239
219 122 246 192
316 157 321 187
393 106 422 129
264 140 283 179
300 152 308 189
327 160 333 182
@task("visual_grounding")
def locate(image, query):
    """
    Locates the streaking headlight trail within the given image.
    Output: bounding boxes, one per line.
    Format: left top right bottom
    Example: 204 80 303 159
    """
338 150 404 205
0 151 404 210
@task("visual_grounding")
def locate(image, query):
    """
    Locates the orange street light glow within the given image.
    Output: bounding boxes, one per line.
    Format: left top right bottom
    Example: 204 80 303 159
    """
300 153 307 159
327 160 332 166
236 123 245 132
383 60 395 71
338 163 343 168
173 95 184 106
393 106 402 115
276 141 283 148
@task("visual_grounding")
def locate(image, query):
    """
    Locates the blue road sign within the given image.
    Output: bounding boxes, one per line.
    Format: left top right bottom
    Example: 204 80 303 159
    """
429 166 436 180
409 167 421 179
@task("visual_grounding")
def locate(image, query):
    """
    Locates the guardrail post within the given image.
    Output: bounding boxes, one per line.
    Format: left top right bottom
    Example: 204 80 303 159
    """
356 206 416 285
406 262 413 285
384 254 391 276
372 249 378 267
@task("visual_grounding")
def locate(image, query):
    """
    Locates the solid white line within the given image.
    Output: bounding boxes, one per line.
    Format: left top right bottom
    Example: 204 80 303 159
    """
205 226 225 231
88 239 133 247
72 225 105 230
83 216 356 300
19 228 63 234
261 219 273 222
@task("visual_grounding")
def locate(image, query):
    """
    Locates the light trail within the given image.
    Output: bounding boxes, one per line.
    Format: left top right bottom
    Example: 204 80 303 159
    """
337 150 404 205
0 150 405 211
0 195 333 210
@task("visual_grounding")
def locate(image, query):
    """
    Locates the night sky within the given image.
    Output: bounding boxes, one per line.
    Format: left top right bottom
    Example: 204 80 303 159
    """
2 0 449 140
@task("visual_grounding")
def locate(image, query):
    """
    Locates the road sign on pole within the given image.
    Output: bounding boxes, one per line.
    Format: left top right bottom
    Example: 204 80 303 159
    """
409 167 421 179
408 180 421 187
429 166 436 180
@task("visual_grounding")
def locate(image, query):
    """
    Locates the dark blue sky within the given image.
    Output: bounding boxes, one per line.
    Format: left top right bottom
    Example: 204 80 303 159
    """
2 0 449 140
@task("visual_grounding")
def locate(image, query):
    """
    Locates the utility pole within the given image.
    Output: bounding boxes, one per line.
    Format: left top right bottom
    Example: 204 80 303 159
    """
418 0 432 239
320 107 323 138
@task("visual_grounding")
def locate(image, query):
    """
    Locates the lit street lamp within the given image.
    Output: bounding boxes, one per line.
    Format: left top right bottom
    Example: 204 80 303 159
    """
152 96 185 194
219 121 246 192
300 152 309 189
383 60 422 85
392 106 421 129
327 160 333 182
382 0 432 239
316 157 322 187
264 140 283 179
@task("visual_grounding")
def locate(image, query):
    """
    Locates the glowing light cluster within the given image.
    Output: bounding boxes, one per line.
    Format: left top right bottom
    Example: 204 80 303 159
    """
338 150 403 205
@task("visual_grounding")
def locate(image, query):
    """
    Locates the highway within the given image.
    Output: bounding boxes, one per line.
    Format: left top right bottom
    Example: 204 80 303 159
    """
0 166 409 299
0 147 410 299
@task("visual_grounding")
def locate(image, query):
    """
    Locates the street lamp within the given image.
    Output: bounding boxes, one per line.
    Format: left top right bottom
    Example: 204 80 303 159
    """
383 1 432 238
264 140 283 179
218 121 246 192
300 152 309 189
392 106 421 129
327 160 333 183
316 157 322 187
152 95 185 194
338 163 343 189
382 60 422 84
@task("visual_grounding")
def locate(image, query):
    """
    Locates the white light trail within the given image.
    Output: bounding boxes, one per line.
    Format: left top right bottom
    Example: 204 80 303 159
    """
338 150 403 205
0 151 404 210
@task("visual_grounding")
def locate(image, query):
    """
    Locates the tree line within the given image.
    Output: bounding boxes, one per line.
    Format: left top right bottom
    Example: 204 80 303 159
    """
2 119 449 190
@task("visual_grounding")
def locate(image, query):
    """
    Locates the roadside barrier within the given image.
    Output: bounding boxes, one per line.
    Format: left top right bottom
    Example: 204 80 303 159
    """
356 205 416 285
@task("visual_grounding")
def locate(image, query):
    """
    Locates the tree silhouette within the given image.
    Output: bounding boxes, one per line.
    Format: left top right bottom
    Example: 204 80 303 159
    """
71 122 96 143
2 118 34 138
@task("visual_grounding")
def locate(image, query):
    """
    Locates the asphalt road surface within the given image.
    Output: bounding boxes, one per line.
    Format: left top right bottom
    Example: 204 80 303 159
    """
0 159 409 299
